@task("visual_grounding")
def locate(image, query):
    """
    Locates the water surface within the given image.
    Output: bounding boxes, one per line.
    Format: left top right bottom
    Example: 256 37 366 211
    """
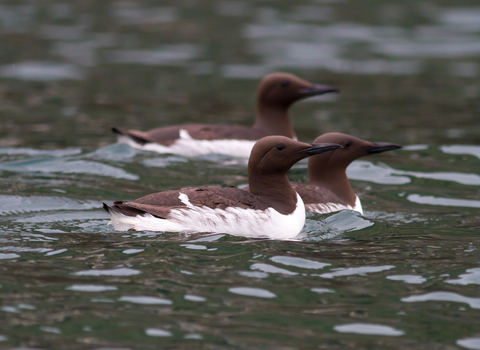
1 1 480 349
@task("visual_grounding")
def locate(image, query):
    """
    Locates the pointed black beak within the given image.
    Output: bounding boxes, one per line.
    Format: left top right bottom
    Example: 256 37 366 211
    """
364 142 402 154
297 84 340 96
297 143 343 155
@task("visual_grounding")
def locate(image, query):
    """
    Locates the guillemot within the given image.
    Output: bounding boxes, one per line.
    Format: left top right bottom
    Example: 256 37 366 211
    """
292 133 402 215
102 136 341 239
111 73 339 157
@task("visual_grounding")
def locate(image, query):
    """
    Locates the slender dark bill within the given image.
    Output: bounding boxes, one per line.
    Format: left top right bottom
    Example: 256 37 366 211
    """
364 142 402 154
297 143 343 155
297 84 340 95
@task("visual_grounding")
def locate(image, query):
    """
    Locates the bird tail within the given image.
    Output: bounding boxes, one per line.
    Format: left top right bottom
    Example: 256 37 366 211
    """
111 127 151 145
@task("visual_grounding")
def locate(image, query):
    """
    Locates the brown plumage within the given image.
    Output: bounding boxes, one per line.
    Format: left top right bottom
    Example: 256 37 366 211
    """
103 136 342 224
242 133 402 211
112 73 339 146
296 133 402 209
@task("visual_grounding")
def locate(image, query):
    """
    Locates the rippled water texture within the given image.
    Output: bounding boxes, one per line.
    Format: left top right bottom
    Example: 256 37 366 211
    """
1 1 480 349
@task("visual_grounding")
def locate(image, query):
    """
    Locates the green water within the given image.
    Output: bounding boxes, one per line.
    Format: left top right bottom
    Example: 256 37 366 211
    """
1 1 480 349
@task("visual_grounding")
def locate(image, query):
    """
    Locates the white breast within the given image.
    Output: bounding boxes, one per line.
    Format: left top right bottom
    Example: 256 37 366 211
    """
108 193 306 240
305 195 363 215
118 129 255 158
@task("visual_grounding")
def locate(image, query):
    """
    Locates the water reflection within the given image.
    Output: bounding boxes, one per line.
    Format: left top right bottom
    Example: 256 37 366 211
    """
74 267 142 276
0 253 20 260
319 265 395 279
386 274 426 284
441 145 480 159
40 326 62 334
457 337 480 350
0 62 85 81
228 287 277 298
66 285 117 292
270 255 330 269
348 160 480 186
118 296 172 305
334 323 404 336
445 268 480 285
402 292 480 310
250 263 297 276
407 194 480 208
112 4 178 25
145 328 173 337
1 1 480 349
0 158 138 180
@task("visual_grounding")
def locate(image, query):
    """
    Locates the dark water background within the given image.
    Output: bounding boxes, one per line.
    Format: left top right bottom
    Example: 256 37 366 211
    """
1 1 480 349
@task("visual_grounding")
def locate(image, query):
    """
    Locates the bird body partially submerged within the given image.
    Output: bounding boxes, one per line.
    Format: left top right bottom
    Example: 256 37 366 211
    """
103 136 342 239
105 189 306 239
294 133 401 215
112 73 338 157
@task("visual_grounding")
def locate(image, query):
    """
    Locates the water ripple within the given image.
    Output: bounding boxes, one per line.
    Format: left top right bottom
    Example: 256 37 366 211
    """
0 195 100 216
0 147 82 157
407 194 480 208
334 323 404 336
457 337 480 350
0 61 85 81
402 292 480 309
228 287 276 298
119 296 172 305
386 274 427 284
66 285 118 292
74 267 142 276
445 268 480 285
319 265 395 279
250 263 297 276
0 158 138 180
270 256 330 269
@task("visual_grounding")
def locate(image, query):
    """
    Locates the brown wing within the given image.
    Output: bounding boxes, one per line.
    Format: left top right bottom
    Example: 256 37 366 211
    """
183 125 263 141
291 183 347 206
113 124 265 145
104 186 270 219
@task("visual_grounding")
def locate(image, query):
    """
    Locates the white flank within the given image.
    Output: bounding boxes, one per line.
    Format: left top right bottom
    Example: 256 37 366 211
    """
117 129 256 157
306 196 363 215
354 195 363 215
107 193 306 240
178 192 194 209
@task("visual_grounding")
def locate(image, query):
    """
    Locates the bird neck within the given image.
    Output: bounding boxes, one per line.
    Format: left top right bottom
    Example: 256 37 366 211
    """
248 173 298 215
253 104 295 139
309 166 357 207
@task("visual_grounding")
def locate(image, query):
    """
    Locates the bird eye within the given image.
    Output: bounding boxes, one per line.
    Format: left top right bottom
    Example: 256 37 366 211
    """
344 140 352 149
280 81 290 88
276 144 285 151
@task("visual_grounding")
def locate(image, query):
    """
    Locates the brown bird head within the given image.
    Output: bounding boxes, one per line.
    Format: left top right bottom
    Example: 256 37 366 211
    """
254 73 339 139
247 135 342 214
249 135 342 177
256 72 339 108
307 132 402 183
